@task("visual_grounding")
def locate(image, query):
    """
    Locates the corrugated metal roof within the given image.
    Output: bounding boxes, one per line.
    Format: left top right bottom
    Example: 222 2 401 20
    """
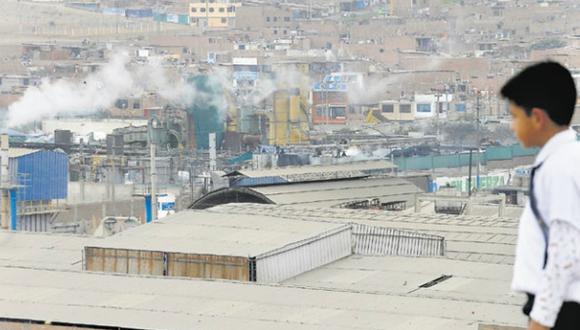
207 204 520 265
254 177 419 207
89 210 346 257
0 203 528 329
226 160 396 178
12 149 69 201
0 261 526 330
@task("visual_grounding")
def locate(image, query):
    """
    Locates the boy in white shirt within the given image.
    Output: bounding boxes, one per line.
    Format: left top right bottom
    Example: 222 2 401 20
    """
501 61 580 330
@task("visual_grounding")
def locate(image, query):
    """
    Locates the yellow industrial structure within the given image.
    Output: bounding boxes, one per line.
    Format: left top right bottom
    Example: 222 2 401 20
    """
269 89 310 145
365 109 388 125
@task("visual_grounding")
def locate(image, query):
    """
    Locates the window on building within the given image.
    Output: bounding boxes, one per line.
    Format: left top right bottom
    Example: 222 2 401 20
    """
200 7 206 12
209 7 215 13
416 103 431 113
191 8 197 13
273 17 278 22
330 106 346 118
266 16 270 22
284 16 290 22
273 29 278 35
381 104 394 113
221 18 227 23
400 104 412 113
283 30 287 35
219 7 225 13
455 103 466 112
133 101 140 109
227 6 234 12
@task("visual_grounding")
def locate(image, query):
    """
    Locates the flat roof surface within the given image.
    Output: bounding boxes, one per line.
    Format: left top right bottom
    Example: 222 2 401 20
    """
89 209 347 256
412 200 525 219
285 255 523 307
0 231 98 271
207 204 519 265
0 259 526 330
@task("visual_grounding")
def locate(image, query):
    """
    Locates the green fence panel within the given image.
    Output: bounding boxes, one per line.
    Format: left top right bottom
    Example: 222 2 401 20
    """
485 146 512 161
512 144 540 157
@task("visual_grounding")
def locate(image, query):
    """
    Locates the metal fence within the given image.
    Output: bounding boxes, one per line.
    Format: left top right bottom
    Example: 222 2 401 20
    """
254 225 352 283
352 224 445 257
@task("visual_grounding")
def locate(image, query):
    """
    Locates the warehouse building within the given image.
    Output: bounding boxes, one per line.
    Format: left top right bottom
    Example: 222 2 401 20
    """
84 207 443 283
191 176 421 209
1 148 68 232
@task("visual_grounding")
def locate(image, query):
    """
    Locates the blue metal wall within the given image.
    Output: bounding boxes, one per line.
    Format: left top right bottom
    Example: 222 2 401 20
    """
14 151 68 201
232 176 288 187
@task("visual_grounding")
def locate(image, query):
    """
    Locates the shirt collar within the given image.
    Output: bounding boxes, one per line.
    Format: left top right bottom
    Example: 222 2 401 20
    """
534 129 577 166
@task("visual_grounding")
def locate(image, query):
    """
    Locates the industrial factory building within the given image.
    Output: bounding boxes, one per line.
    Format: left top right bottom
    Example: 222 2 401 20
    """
191 176 421 209
1 147 68 232
190 160 427 210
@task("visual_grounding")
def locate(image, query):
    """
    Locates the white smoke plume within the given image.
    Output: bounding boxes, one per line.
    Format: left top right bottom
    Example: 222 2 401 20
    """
6 52 199 128
348 57 446 105
238 68 313 106
348 74 401 105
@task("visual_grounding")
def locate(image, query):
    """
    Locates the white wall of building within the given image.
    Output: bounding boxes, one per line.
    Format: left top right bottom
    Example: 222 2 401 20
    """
414 94 453 119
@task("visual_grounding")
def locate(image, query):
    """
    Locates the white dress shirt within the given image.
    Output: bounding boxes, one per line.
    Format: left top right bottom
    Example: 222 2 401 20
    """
511 129 580 326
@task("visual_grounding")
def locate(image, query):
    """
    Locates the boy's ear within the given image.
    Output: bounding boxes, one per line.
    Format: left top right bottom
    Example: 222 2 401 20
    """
530 107 550 128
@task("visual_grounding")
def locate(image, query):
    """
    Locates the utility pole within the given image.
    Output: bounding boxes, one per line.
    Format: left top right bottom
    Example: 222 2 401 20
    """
79 139 85 202
468 148 473 197
150 139 157 221
476 90 481 192
434 91 441 141
148 118 161 222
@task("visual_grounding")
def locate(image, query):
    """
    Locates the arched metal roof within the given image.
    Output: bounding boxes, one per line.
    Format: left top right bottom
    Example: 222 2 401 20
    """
190 187 275 209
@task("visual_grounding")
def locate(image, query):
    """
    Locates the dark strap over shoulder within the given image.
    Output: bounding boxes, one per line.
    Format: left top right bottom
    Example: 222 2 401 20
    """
529 163 549 268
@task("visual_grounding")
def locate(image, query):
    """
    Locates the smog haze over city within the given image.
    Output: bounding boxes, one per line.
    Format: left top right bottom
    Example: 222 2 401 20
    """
0 0 578 329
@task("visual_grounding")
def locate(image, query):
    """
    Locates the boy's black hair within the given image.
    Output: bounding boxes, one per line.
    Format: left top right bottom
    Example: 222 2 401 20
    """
501 61 577 126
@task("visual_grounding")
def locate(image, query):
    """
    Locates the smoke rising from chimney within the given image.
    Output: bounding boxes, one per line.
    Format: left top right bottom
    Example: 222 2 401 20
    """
6 52 201 128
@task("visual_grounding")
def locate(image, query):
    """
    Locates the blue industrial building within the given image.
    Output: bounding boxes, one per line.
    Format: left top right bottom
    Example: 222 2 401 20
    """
10 149 68 201
7 149 68 231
